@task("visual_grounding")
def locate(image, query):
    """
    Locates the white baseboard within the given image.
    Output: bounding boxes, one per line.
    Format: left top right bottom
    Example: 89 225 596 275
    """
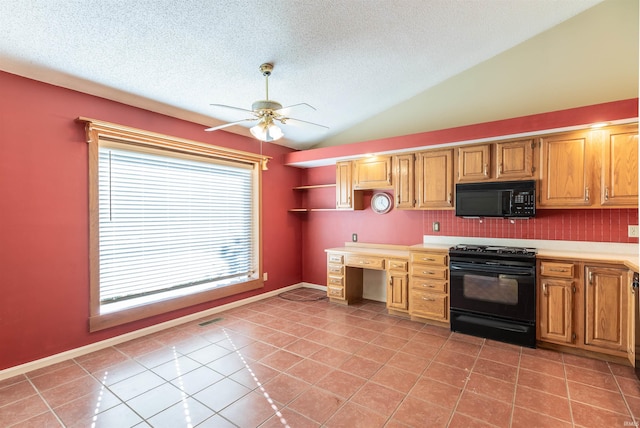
1 282 322 381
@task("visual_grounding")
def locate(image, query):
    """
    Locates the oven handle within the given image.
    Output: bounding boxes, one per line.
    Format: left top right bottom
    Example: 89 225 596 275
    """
450 263 534 276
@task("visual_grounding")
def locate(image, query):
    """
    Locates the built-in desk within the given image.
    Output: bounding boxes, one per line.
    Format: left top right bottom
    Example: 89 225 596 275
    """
325 243 451 324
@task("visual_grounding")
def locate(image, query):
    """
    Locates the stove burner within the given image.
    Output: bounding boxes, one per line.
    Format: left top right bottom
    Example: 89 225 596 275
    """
450 244 537 256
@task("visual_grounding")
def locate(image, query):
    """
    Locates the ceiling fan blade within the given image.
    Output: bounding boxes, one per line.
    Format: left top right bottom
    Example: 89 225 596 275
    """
275 103 317 116
280 117 329 130
210 104 256 115
205 118 256 132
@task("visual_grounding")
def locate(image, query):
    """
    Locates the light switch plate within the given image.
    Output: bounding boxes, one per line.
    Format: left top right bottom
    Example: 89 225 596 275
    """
629 225 639 238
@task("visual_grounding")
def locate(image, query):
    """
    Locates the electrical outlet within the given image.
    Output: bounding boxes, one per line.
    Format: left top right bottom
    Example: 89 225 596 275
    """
629 225 639 238
352 233 358 242
263 272 268 281
433 222 440 232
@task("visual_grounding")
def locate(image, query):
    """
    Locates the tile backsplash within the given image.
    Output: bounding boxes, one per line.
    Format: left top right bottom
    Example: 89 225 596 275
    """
422 208 639 244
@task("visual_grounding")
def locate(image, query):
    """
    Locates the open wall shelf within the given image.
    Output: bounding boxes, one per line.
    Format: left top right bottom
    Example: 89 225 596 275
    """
290 183 337 212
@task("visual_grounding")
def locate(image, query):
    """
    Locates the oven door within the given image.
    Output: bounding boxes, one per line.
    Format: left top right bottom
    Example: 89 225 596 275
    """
450 261 535 323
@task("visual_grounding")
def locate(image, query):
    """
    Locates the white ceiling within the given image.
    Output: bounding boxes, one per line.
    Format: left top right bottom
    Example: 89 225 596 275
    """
0 0 607 150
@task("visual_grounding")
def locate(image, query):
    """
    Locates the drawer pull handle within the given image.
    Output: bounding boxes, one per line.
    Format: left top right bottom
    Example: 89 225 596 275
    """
422 271 434 275
548 268 567 272
422 284 435 288
422 257 435 261
422 297 436 302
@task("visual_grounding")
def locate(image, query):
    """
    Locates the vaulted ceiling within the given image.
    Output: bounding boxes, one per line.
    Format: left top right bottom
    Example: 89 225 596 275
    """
0 0 637 150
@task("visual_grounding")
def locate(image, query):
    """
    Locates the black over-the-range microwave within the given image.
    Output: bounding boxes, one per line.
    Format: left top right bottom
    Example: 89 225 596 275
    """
455 180 536 218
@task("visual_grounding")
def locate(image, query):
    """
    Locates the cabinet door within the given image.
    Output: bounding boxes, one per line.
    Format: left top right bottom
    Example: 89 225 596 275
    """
539 131 593 207
584 266 628 352
387 272 408 311
393 154 415 209
336 161 363 210
495 139 535 180
538 278 574 344
601 125 638 207
353 156 392 189
457 144 491 182
416 149 454 209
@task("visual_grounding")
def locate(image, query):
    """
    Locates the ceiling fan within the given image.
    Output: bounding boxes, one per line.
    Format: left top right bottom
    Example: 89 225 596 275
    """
205 63 329 142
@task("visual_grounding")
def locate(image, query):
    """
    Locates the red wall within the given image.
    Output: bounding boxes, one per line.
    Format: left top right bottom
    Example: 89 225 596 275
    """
0 71 303 370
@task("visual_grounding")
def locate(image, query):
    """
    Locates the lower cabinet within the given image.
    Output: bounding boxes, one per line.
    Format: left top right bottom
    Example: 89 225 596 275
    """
409 250 449 323
387 259 409 312
584 265 630 353
537 258 633 364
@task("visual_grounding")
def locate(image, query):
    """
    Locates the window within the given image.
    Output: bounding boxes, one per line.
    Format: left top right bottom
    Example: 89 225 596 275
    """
80 118 268 331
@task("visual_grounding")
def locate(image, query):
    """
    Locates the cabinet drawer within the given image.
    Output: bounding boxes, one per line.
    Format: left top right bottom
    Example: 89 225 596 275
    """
388 259 409 272
345 255 385 270
411 290 448 320
327 253 344 264
327 285 345 299
411 278 448 293
328 264 344 276
327 276 344 287
540 261 575 278
411 265 448 280
410 252 448 266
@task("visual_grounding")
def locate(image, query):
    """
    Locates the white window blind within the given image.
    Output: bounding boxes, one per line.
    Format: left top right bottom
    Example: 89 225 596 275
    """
98 144 257 309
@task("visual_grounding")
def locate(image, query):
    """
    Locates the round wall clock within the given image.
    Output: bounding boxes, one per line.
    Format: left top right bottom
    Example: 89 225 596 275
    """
371 192 393 214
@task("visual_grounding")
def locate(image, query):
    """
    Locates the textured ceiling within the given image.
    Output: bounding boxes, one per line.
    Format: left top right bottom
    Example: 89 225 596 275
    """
0 0 606 149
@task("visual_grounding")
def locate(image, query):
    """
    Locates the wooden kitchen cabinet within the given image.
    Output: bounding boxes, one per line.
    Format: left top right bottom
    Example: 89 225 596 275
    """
584 264 630 353
538 124 638 209
600 124 638 207
409 249 449 323
393 154 415 209
387 258 409 312
336 161 364 210
537 257 634 365
353 156 392 190
538 259 577 345
495 139 535 180
392 149 454 210
539 130 593 207
457 144 491 182
456 139 535 183
416 149 454 209
326 252 363 304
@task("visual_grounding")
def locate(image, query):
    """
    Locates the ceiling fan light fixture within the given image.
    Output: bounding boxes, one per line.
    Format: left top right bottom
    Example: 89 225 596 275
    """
250 120 284 142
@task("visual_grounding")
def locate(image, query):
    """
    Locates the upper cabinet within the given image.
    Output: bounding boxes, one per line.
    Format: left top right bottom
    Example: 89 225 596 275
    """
393 154 416 209
336 161 364 210
495 139 536 180
539 124 638 209
600 124 638 207
353 156 392 190
456 139 535 183
456 144 491 182
539 130 592 207
416 149 454 209
393 149 454 210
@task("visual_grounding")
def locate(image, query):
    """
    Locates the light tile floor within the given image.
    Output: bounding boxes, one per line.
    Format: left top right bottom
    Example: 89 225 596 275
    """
2 287 640 427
